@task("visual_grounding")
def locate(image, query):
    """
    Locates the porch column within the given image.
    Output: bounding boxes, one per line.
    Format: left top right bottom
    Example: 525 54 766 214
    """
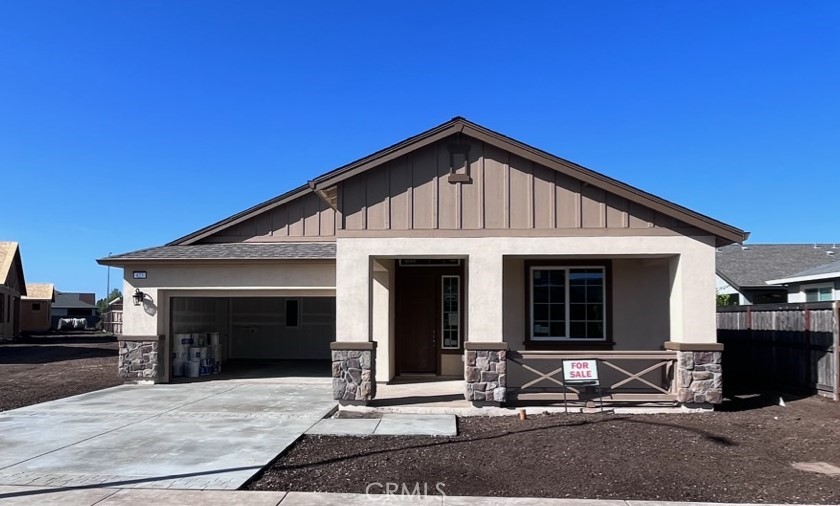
666 244 723 405
333 246 377 402
464 251 507 403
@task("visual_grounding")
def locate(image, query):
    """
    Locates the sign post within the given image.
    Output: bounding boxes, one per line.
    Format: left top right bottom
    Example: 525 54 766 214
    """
561 359 601 413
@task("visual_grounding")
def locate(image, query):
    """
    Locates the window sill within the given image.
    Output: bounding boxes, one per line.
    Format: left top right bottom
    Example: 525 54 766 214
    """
523 341 615 351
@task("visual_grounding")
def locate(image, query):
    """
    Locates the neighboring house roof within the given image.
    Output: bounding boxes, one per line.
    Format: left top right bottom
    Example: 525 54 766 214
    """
53 291 98 310
716 244 840 289
162 117 748 248
766 259 840 285
0 241 27 295
23 283 55 301
100 243 336 264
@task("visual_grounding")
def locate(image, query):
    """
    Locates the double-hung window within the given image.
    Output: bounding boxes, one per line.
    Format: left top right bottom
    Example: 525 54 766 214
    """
530 266 606 341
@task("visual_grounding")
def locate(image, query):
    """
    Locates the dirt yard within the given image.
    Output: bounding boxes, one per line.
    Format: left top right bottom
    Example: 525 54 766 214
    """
0 333 121 411
249 395 840 504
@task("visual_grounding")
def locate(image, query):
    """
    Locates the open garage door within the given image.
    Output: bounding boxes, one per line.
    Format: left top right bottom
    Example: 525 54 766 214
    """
169 296 335 381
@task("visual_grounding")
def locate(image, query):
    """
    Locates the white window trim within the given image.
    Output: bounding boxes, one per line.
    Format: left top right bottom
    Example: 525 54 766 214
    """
441 275 461 349
529 266 607 342
802 282 835 302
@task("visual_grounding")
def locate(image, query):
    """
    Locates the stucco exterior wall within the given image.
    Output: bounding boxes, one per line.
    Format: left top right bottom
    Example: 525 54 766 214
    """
501 257 670 351
337 235 718 348
121 261 336 340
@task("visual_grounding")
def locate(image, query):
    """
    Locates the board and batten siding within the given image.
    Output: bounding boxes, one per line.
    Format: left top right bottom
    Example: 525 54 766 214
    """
337 137 690 234
200 191 337 242
198 134 695 243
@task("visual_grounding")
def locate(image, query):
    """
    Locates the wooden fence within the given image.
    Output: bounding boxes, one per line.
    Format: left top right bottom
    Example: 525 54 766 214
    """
102 310 123 335
717 302 839 400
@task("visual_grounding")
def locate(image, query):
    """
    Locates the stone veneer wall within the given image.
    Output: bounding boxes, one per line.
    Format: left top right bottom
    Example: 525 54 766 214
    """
465 347 507 403
676 350 723 404
118 339 160 383
331 343 376 402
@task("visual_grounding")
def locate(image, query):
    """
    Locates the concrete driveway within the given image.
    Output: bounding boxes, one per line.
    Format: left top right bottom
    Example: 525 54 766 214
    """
0 379 336 490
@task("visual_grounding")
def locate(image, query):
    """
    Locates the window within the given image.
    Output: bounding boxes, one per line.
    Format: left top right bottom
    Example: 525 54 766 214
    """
530 267 606 341
804 285 833 302
32 303 41 311
441 276 461 349
285 299 300 327
0 295 4 323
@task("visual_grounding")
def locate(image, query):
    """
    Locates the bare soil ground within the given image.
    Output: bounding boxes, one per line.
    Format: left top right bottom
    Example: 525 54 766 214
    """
249 395 840 504
0 333 121 411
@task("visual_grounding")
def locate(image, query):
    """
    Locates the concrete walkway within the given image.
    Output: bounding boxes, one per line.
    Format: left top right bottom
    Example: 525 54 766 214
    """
306 414 457 436
0 379 336 490
0 487 808 506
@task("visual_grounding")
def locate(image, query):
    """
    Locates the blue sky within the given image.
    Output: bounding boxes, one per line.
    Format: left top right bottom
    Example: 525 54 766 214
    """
1 1 838 298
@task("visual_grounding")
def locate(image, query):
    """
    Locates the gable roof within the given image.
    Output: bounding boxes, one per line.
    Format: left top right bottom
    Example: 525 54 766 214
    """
716 244 840 289
53 291 97 310
765 258 840 285
0 242 27 295
24 283 55 301
100 242 336 264
165 117 747 247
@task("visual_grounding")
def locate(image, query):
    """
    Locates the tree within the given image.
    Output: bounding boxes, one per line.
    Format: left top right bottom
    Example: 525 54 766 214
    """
96 289 122 314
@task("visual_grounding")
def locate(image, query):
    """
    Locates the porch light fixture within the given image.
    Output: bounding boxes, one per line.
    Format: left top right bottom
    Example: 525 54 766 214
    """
132 289 145 306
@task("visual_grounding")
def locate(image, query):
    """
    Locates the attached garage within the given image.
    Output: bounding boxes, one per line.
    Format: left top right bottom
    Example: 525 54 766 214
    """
167 295 335 380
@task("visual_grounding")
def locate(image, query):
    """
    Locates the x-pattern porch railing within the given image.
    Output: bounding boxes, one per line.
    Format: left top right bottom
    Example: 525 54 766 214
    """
509 350 678 403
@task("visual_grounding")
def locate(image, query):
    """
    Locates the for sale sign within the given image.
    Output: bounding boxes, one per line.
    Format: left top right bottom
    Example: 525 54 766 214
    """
562 359 599 385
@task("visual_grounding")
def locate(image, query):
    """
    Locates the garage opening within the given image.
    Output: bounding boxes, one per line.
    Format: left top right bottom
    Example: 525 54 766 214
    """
169 296 335 382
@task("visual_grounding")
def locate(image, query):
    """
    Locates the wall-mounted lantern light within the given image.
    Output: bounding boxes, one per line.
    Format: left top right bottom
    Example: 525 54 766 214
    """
132 289 145 306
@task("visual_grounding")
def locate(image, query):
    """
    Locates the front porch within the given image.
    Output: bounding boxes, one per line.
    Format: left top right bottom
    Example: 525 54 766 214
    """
330 235 723 409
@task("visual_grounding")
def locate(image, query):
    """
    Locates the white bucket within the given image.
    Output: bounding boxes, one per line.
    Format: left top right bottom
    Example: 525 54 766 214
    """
172 361 186 377
188 347 202 361
176 334 193 346
186 360 201 378
208 333 220 347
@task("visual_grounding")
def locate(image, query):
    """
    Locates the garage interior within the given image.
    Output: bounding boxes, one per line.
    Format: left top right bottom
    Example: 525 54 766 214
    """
169 296 335 382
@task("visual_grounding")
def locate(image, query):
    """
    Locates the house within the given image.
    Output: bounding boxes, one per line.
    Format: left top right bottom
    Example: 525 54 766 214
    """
20 283 56 333
766 259 840 302
716 244 840 305
51 291 98 329
98 117 748 407
0 242 27 341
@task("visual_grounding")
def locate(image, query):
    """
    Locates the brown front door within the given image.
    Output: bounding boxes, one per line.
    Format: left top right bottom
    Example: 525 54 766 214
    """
396 271 438 374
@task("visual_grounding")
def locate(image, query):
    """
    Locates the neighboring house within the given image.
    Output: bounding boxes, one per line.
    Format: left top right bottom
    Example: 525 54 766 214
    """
99 117 748 407
0 242 27 341
20 283 56 333
766 259 840 303
51 291 98 329
716 244 840 305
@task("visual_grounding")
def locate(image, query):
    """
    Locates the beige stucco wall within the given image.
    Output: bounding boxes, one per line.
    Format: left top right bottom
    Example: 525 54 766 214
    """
501 257 670 351
121 261 336 340
337 235 718 349
20 299 52 333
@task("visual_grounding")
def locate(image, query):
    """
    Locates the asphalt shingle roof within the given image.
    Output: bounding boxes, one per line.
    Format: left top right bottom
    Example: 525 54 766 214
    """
784 259 840 279
716 244 840 288
102 242 337 262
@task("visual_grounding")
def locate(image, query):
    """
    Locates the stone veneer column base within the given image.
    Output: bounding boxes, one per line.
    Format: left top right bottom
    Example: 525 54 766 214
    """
118 335 162 384
331 341 377 403
665 342 723 405
464 342 508 404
